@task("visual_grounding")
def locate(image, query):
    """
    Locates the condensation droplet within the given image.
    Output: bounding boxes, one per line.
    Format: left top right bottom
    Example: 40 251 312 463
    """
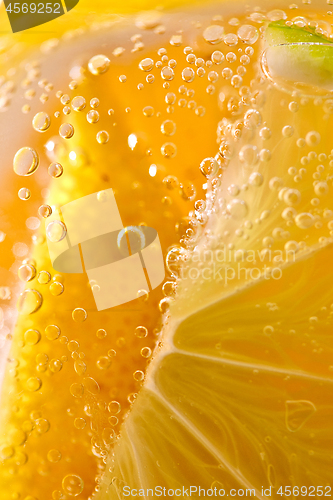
13 147 39 176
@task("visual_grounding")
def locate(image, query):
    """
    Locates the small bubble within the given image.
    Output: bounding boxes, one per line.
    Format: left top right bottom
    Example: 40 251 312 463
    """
90 97 100 109
97 356 112 370
295 213 315 229
203 25 224 44
83 376 99 394
49 359 62 373
237 24 259 44
143 106 154 117
38 270 51 284
161 142 177 158
18 264 36 282
249 172 263 187
26 377 42 392
135 326 148 338
139 57 154 71
306 131 321 147
72 307 87 322
211 50 224 64
18 187 31 201
70 383 84 398
46 221 67 243
74 359 87 376
13 147 39 176
86 110 99 124
108 401 121 415
49 281 64 296
244 109 262 129
282 125 294 138
161 66 174 81
38 204 52 218
17 289 43 315
159 297 171 313
140 346 152 358
88 54 110 75
314 181 329 196
96 328 107 339
133 370 145 382
59 123 74 139
161 120 176 136
284 189 301 206
289 101 299 113
74 418 86 429
239 145 258 166
45 324 61 341
182 67 195 83
119 74 127 83
47 449 62 463
0 445 14 460
224 33 238 46
32 112 51 132
71 96 86 112
35 418 50 434
200 157 219 177
227 199 248 219
48 162 63 178
60 94 70 105
96 130 109 144
62 475 84 496
24 329 41 345
285 400 316 432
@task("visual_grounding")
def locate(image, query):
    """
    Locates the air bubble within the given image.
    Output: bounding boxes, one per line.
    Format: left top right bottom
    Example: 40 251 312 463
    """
72 308 87 322
38 204 52 218
74 418 86 429
87 110 99 124
161 142 177 158
133 370 145 382
48 162 63 178
46 221 67 243
143 106 154 117
24 329 41 345
96 131 109 144
88 55 110 75
237 24 259 44
203 25 224 44
17 289 43 314
18 188 31 201
141 347 152 358
32 112 51 132
18 264 36 282
295 213 315 229
139 58 154 71
161 120 176 136
224 33 238 46
199 157 219 177
135 326 148 338
161 66 174 81
38 270 51 284
62 475 84 496
13 147 39 176
71 96 86 112
26 377 42 392
45 324 61 341
49 281 64 296
249 172 263 187
70 383 84 398
211 50 224 64
182 67 195 83
227 199 248 219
